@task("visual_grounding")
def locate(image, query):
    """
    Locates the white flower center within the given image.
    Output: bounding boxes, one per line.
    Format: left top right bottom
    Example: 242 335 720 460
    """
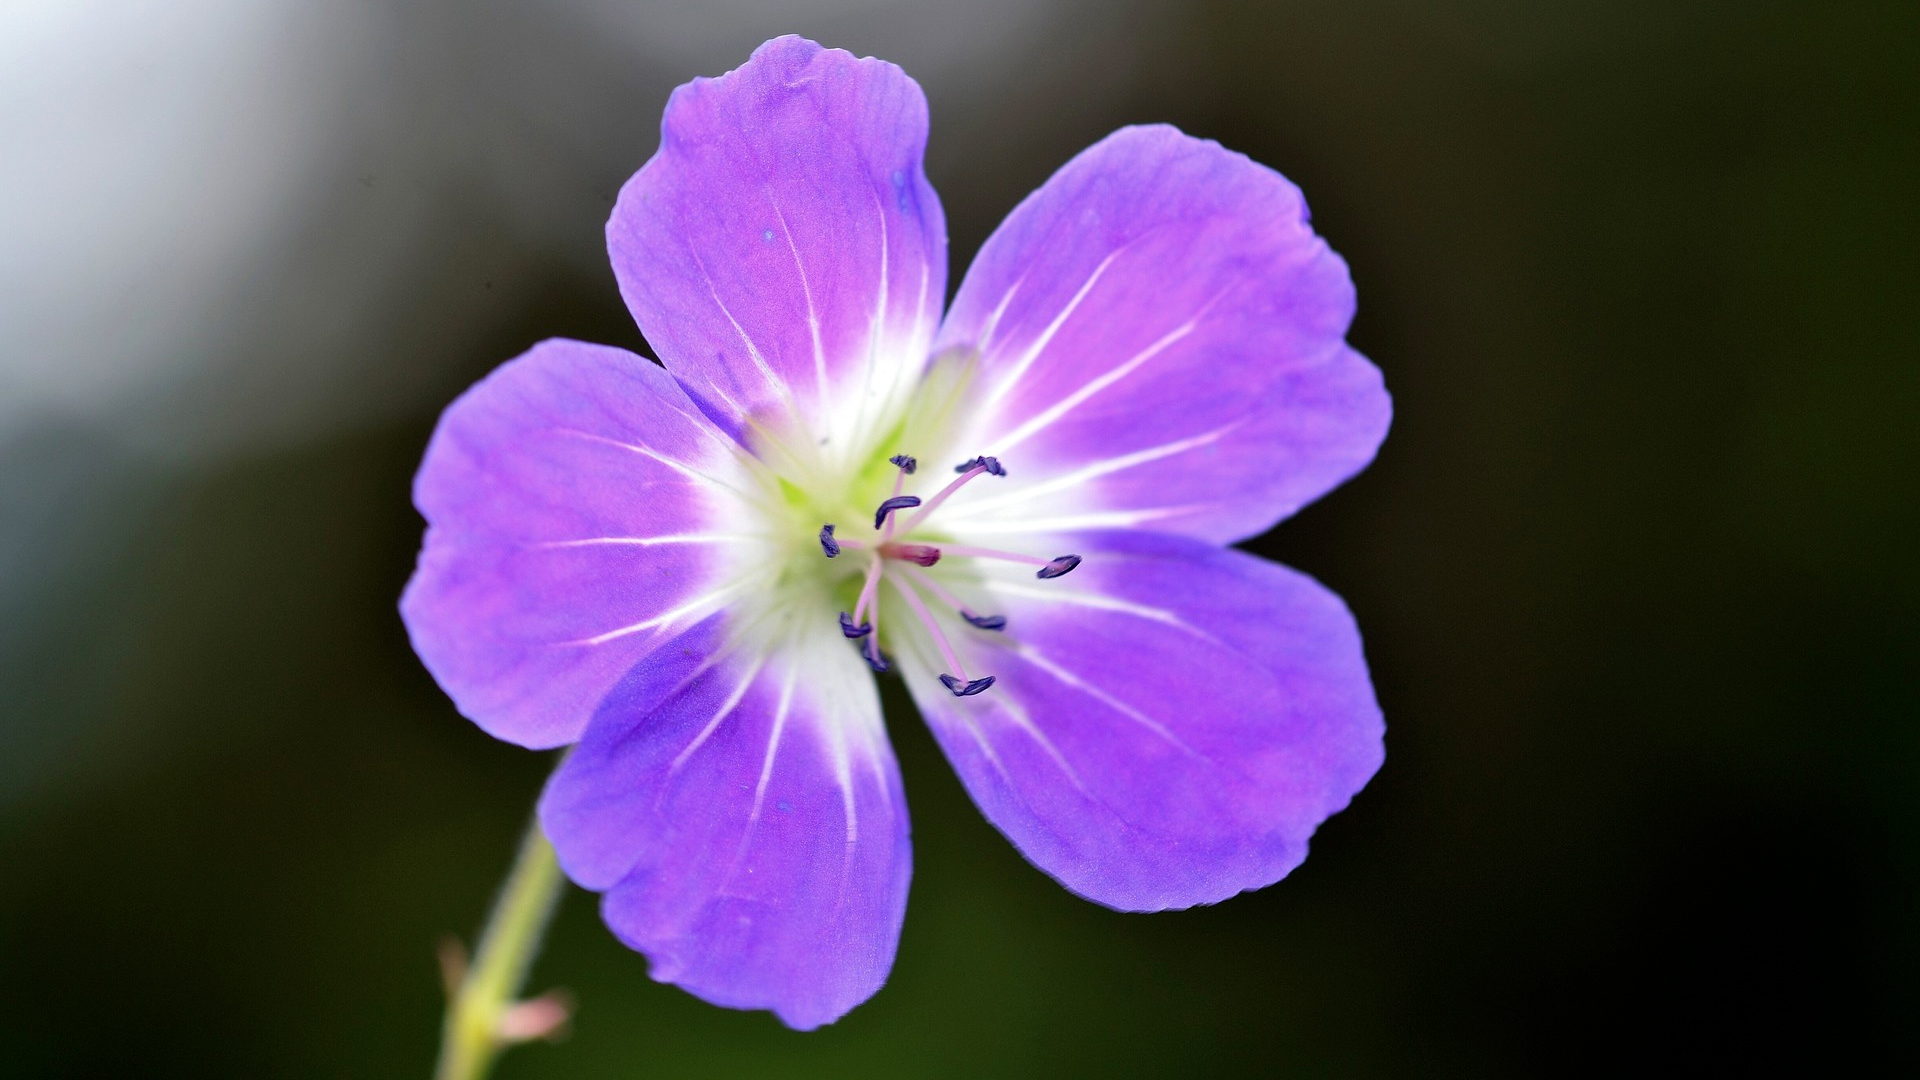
720 352 1081 698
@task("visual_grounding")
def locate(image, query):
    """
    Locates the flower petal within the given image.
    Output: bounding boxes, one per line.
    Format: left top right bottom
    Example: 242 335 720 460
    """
540 614 910 1030
609 35 947 453
897 530 1383 911
935 125 1389 544
400 339 758 748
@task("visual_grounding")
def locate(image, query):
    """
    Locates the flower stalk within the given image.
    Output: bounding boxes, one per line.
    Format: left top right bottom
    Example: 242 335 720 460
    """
435 814 569 1080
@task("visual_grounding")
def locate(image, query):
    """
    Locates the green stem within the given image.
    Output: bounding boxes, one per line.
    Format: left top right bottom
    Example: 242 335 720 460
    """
435 815 566 1080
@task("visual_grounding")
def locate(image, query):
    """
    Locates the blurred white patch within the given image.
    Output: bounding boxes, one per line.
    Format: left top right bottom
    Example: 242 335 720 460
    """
0 0 373 443
0 0 1149 459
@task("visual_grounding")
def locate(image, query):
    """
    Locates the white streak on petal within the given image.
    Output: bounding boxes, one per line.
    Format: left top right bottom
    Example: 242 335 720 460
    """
566 578 756 647
958 711 1013 787
980 248 1124 410
990 691 1088 797
911 262 932 362
552 428 757 501
1018 647 1206 761
746 666 800 833
976 275 1025 356
669 655 767 775
986 581 1216 643
983 304 1213 457
956 422 1247 517
690 245 803 425
771 196 829 409
845 186 892 466
945 505 1207 534
528 533 760 549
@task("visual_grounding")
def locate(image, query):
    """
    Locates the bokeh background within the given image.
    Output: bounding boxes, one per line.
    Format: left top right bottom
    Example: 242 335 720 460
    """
3 0 1913 1075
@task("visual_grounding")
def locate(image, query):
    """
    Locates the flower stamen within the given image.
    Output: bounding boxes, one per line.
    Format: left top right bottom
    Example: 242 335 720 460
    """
852 553 885 627
896 562 1006 632
873 495 921 531
938 674 997 697
847 552 892 671
889 574 992 694
937 545 1084 579
1037 555 1083 579
819 452 1063 693
893 456 1006 535
879 455 917 539
954 455 1005 476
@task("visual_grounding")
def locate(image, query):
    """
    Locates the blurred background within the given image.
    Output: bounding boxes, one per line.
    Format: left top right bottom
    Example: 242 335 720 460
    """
2 0 1913 1075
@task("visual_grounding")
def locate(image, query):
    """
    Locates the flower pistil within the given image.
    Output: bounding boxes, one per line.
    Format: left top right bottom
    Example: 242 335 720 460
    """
817 452 1080 696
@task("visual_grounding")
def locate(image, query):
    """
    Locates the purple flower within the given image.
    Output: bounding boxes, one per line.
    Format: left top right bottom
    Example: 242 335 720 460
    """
401 36 1390 1030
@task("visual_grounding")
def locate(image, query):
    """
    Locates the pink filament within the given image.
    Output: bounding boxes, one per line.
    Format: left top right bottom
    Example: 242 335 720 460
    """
881 461 911 540
888 575 969 681
893 464 987 535
934 545 1051 567
895 562 978 618
851 553 885 626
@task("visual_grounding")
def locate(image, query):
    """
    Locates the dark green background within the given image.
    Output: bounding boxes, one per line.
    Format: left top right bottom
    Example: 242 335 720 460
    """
3 1 1913 1075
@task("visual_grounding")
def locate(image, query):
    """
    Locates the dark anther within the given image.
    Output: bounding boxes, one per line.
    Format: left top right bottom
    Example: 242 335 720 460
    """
962 612 1007 631
1036 554 1082 579
939 673 997 697
873 495 921 529
889 453 918 474
818 523 839 558
858 643 893 674
955 455 1006 477
839 612 873 639
895 544 942 567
